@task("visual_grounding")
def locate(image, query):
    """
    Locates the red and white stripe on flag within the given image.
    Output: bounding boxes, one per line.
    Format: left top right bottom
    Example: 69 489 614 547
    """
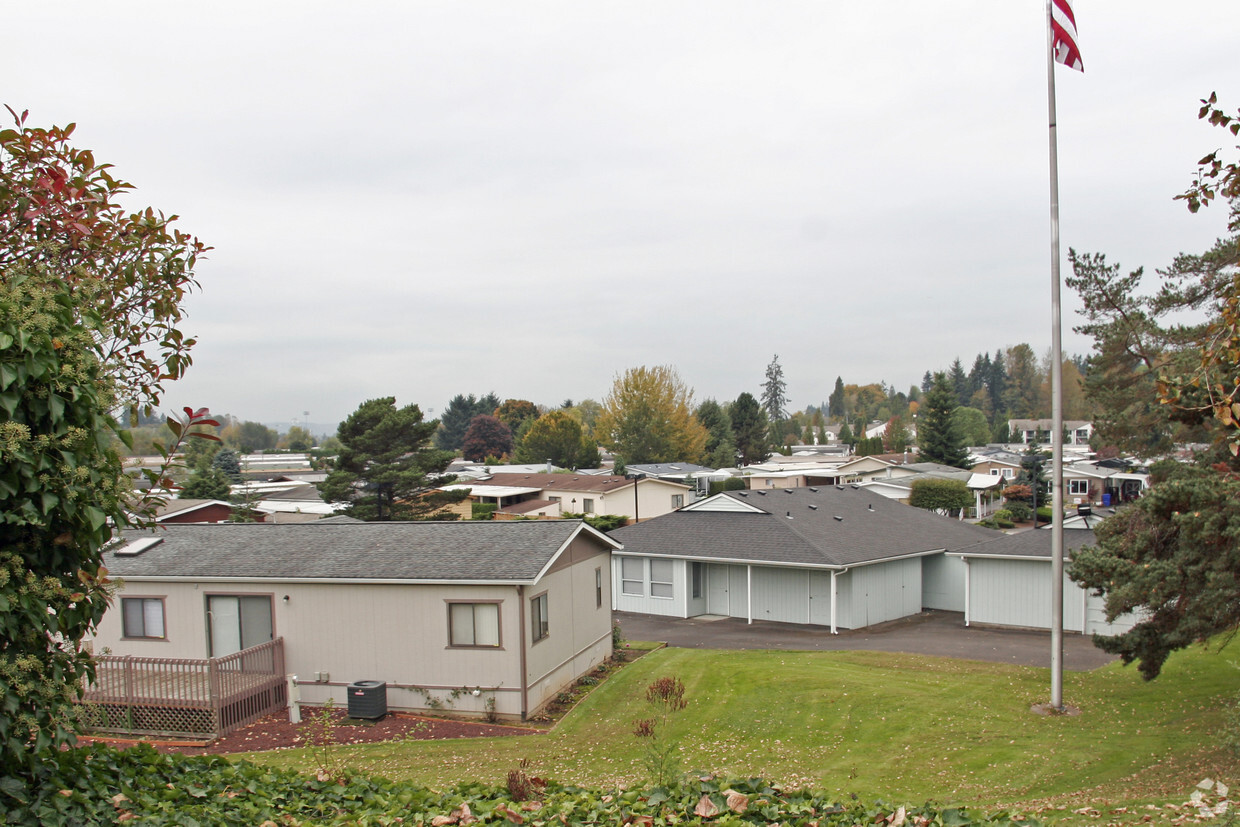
1051 0 1083 71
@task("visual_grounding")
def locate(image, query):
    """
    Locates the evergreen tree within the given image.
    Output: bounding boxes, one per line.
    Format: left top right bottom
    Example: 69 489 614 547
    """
988 349 1008 424
434 392 501 453
729 392 769 466
319 397 465 521
828 376 846 422
211 449 242 483
882 416 912 453
838 421 855 447
761 354 789 424
917 372 970 467
921 370 934 394
179 464 231 500
948 357 969 408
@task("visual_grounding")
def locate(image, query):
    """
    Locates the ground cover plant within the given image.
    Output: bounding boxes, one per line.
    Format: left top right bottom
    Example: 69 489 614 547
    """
243 639 1238 821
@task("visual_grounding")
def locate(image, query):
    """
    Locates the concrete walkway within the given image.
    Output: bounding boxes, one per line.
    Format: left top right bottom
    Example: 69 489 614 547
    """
614 609 1118 671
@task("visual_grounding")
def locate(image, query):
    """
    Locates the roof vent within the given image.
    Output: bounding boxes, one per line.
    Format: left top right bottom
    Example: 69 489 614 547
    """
757 490 766 496
850 484 859 489
114 537 163 556
808 504 818 510
737 492 748 497
808 487 818 493
783 488 793 494
835 485 844 490
786 511 792 519
832 515 843 521
867 504 874 511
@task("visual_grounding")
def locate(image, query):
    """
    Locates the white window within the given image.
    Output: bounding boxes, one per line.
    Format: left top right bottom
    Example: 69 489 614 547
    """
650 559 674 598
691 562 704 599
989 468 1000 476
122 597 165 639
1069 479 1090 495
621 558 644 596
671 494 684 509
449 602 501 647
207 595 273 657
530 593 549 643
1002 468 1015 479
582 498 595 513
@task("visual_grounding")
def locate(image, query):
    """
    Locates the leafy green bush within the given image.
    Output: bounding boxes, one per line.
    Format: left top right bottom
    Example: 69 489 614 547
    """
471 502 498 520
1036 506 1054 523
993 509 1013 523
1005 502 1032 522
0 744 1040 826
709 477 748 496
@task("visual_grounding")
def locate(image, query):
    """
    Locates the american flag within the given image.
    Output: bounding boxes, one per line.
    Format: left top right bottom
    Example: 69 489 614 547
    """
1050 0 1083 71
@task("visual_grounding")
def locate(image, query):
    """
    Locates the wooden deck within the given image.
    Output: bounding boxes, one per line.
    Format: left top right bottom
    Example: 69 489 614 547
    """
83 638 287 739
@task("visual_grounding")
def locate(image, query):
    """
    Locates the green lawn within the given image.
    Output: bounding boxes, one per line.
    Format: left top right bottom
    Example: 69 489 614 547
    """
246 638 1238 818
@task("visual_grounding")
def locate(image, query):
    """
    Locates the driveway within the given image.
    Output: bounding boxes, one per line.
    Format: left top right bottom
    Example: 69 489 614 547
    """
614 609 1118 671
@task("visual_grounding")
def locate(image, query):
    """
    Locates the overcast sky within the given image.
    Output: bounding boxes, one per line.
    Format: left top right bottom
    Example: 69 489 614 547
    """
8 2 1239 430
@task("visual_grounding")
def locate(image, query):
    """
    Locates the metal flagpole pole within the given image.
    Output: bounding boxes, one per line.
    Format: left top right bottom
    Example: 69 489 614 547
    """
1045 0 1067 711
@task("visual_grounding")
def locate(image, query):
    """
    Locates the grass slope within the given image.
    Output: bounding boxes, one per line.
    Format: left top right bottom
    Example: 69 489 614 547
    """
248 639 1238 814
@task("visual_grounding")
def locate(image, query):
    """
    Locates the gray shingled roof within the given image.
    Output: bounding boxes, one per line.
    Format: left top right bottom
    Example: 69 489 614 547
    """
105 520 613 583
610 487 997 568
954 525 1098 559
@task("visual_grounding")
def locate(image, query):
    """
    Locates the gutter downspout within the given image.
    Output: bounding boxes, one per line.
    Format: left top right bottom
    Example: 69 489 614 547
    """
830 569 841 634
746 564 752 625
517 585 528 721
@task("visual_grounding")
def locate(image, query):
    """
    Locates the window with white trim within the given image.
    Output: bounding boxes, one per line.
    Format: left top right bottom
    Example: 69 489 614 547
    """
582 498 595 513
530 593 549 643
448 602 501 647
671 494 684 509
621 558 644 596
1069 479 1090 495
650 559 674 598
122 597 166 639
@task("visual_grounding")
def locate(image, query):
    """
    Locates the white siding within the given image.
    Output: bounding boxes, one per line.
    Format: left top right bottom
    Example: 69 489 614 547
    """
727 565 750 619
967 558 1084 632
808 571 833 627
611 556 687 617
921 553 965 611
837 558 921 629
750 566 810 624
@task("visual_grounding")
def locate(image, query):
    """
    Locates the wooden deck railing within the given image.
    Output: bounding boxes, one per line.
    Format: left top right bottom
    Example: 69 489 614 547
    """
83 638 287 739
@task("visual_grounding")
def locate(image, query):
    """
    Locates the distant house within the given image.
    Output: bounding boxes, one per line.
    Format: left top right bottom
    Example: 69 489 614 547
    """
948 525 1141 635
609 487 996 632
93 520 620 721
1008 419 1093 447
153 499 245 524
442 472 691 523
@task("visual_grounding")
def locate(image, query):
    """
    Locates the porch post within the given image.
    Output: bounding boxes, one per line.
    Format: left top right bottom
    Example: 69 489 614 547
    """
963 559 971 626
746 564 752 625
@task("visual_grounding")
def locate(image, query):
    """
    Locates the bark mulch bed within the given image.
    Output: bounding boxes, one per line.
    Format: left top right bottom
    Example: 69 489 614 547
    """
83 708 540 756
81 645 651 757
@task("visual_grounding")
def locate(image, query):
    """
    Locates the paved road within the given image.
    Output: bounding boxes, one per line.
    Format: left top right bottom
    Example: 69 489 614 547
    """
614 609 1117 671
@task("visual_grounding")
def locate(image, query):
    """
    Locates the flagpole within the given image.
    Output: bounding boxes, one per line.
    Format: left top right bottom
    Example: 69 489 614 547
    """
1045 0 1067 712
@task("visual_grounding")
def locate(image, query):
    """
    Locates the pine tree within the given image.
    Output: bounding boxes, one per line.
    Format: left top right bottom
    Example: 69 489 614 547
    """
917 373 970 468
828 376 846 422
761 354 788 423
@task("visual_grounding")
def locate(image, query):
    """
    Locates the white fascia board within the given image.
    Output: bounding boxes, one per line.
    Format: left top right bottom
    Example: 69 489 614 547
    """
112 575 540 587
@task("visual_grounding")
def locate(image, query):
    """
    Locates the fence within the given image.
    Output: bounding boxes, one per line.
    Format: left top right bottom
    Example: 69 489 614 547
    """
83 638 287 739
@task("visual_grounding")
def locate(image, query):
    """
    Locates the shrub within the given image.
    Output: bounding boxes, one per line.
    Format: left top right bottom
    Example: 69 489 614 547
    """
471 503 497 520
993 508 1012 522
1005 502 1032 522
708 477 747 496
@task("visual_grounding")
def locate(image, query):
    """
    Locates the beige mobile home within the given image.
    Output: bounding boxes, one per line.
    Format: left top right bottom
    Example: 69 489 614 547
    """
93 520 619 726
